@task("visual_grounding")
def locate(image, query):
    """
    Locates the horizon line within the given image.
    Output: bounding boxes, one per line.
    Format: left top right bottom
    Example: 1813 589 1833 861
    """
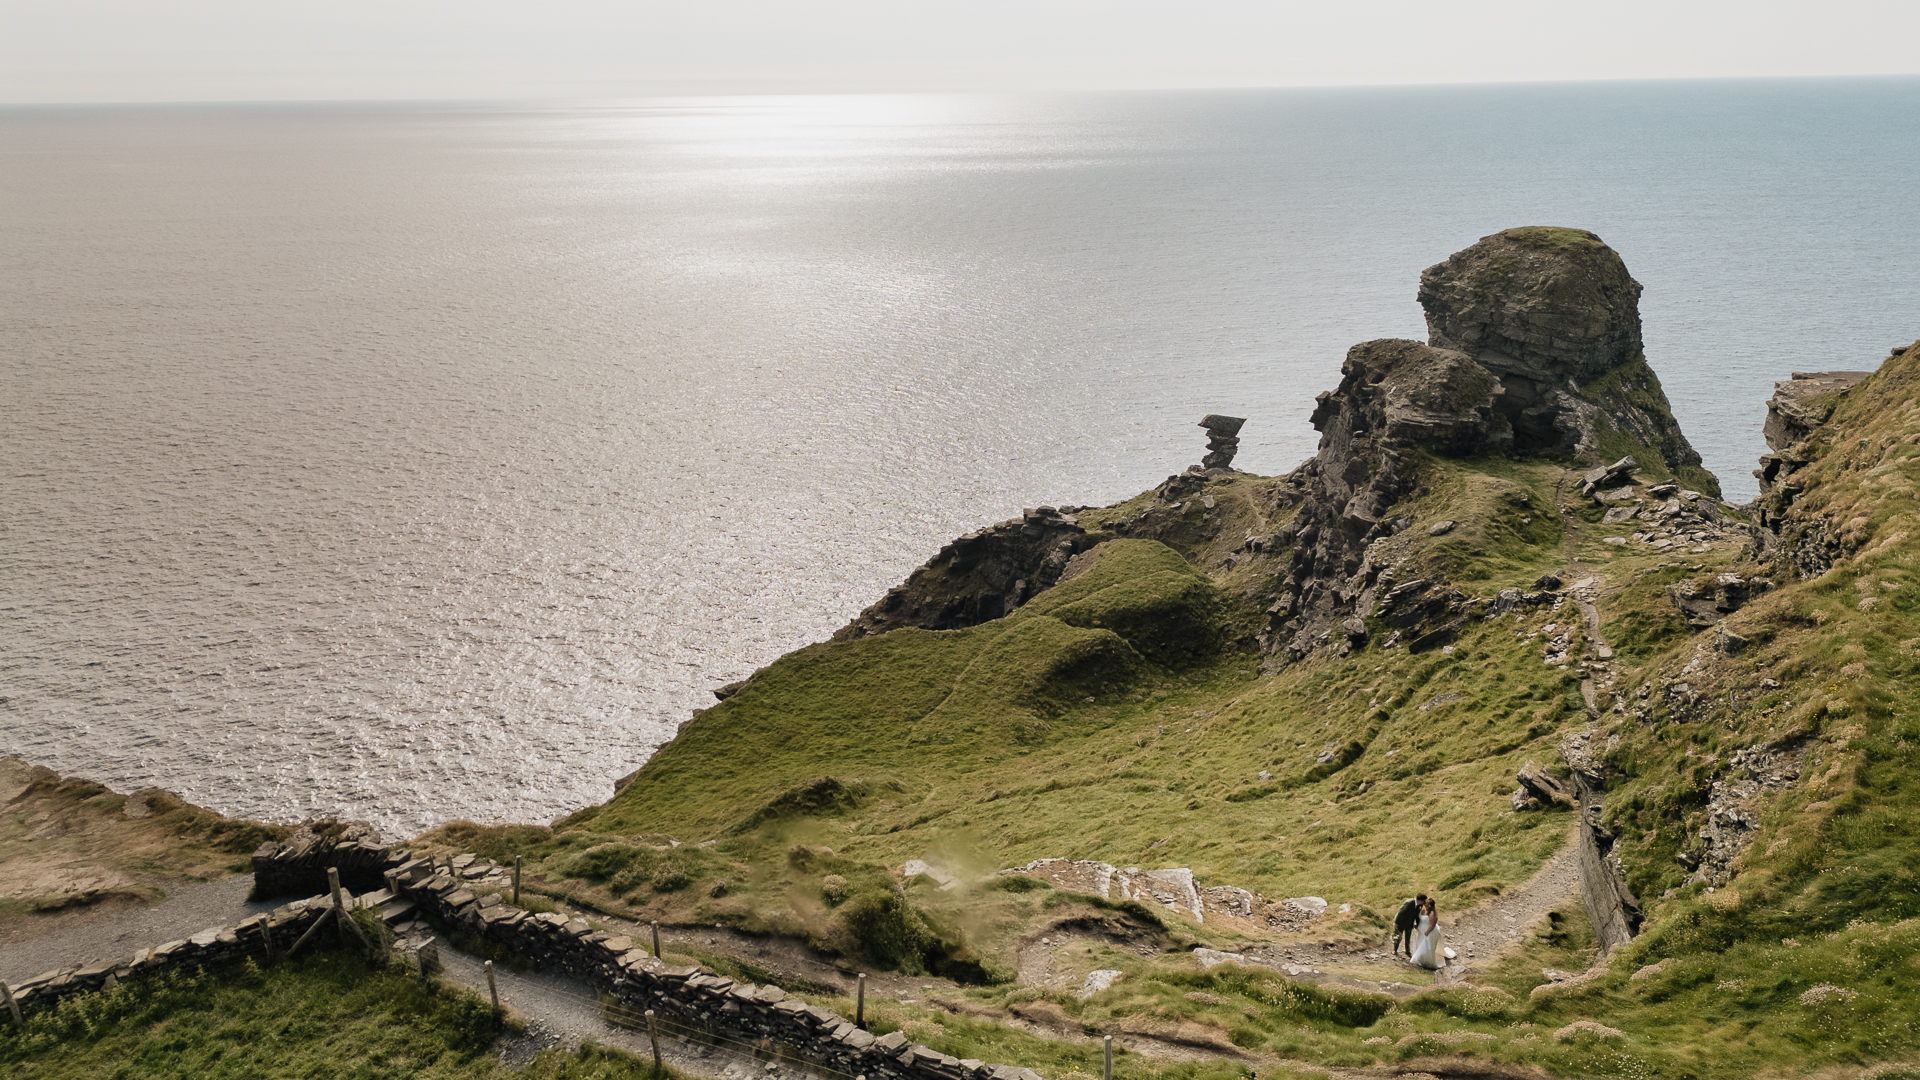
5 70 1919 110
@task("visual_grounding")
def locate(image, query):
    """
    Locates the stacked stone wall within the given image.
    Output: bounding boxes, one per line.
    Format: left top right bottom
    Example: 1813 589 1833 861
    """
251 822 394 897
4 893 341 1018
241 842 1048 1080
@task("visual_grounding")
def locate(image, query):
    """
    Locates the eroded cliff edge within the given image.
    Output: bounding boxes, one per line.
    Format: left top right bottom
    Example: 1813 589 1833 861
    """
837 226 1713 672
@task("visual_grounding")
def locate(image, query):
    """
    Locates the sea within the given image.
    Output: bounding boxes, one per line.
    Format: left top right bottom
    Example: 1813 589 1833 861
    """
4 79 1917 837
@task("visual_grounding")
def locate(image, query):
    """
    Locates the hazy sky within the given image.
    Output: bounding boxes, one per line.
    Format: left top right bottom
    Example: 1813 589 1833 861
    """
3 0 1918 103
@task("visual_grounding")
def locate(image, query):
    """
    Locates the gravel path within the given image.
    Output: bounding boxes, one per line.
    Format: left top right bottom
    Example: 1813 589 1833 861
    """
0 877 273 984
0 879 839 1080
419 935 852 1079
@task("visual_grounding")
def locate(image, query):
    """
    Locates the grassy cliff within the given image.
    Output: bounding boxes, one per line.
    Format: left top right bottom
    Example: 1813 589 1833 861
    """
504 341 1920 1078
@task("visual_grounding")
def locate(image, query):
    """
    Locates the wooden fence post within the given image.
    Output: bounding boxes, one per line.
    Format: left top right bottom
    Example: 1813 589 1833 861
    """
856 973 866 1028
651 920 661 959
513 855 522 906
1104 1035 1113 1080
485 960 500 1017
329 866 373 955
330 866 347 945
647 1009 662 1074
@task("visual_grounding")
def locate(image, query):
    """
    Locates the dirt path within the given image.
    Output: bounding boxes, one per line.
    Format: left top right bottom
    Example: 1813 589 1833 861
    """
1192 825 1580 994
0 876 272 985
421 936 852 1080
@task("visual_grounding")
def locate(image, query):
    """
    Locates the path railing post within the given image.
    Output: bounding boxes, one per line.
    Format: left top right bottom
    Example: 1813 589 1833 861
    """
647 1009 662 1074
856 973 866 1028
329 866 373 956
485 960 500 1018
1104 1035 1113 1080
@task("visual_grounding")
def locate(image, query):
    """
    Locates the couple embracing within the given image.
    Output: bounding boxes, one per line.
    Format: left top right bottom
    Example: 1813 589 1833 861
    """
1393 893 1445 969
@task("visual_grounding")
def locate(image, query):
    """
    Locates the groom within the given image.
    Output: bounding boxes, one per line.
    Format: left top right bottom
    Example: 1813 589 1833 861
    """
1392 893 1426 957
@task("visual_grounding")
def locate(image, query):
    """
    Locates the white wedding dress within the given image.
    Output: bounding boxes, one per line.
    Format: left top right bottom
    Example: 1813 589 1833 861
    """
1409 911 1444 970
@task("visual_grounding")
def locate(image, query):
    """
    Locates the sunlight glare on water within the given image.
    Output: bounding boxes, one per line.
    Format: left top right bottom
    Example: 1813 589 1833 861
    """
3 81 1916 835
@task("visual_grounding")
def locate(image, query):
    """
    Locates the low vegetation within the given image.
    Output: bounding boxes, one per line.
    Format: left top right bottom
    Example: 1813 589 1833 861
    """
0 948 705 1079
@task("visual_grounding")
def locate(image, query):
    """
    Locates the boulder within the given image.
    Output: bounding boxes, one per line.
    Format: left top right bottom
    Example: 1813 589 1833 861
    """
1516 760 1574 807
1580 456 1637 496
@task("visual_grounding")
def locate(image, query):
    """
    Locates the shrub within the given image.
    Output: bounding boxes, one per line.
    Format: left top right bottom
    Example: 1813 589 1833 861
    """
822 874 849 904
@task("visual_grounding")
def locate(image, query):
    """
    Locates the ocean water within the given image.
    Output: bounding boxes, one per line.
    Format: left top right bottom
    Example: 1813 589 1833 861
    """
4 80 1917 836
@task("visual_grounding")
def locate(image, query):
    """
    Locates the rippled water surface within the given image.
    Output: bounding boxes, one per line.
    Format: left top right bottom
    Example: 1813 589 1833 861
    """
4 82 1917 835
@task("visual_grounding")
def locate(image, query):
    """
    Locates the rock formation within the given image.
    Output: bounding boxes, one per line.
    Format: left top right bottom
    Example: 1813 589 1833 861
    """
1199 414 1245 470
1750 349 1908 578
1256 228 1716 666
1261 339 1514 661
1760 370 1875 452
829 228 1713 670
1419 227 1714 492
832 506 1091 640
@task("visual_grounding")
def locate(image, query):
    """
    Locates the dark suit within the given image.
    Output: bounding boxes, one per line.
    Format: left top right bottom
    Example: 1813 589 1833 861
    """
1393 898 1420 954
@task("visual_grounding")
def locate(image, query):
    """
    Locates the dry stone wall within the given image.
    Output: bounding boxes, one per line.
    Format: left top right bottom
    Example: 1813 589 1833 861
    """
23 835 1049 1080
4 892 342 1018
373 848 1048 1080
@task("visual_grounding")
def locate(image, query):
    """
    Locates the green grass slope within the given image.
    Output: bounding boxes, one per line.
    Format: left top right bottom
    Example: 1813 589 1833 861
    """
484 343 1920 1078
0 950 691 1080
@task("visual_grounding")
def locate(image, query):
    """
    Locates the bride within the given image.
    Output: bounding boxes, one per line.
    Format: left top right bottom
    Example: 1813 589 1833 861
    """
1408 898 1445 970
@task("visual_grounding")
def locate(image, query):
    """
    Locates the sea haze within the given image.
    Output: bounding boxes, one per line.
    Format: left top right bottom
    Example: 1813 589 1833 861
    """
3 80 1917 835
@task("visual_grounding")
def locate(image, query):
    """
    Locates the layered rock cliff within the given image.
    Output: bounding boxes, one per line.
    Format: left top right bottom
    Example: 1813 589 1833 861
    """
822 229 1715 673
1258 228 1713 665
1418 227 1714 493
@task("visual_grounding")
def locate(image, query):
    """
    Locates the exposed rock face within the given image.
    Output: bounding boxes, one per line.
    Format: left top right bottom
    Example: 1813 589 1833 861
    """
1678 742 1804 887
833 506 1090 640
1421 227 1644 388
1761 371 1874 452
1263 339 1514 662
1310 339 1512 457
1667 573 1772 629
1560 729 1643 954
1419 227 1712 489
1749 350 1909 578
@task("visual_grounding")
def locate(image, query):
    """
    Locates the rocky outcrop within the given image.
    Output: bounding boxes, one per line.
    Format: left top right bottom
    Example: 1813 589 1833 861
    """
1667 573 1773 629
1419 227 1713 491
1262 339 1512 662
1253 230 1719 666
1199 414 1246 470
1748 362 1893 578
252 820 392 898
1676 742 1804 887
1512 760 1575 810
1761 371 1874 452
833 507 1091 640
